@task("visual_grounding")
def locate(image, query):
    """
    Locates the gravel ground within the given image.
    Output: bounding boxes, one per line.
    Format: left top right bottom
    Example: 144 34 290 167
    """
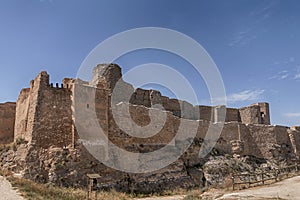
0 176 23 200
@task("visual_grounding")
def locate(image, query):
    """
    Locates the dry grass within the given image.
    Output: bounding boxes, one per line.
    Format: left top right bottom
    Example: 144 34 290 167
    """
0 164 205 200
8 176 131 200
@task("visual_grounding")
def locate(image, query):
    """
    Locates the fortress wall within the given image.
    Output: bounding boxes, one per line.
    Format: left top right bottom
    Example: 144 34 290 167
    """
288 128 300 156
108 103 179 148
239 103 271 125
239 105 262 124
130 88 151 107
33 86 73 148
32 74 73 148
103 100 286 160
215 122 240 154
225 108 240 122
15 71 74 148
254 102 271 125
161 98 181 117
197 106 213 121
14 72 49 143
246 125 293 159
11 65 291 162
73 81 112 150
105 102 274 159
14 88 31 142
0 102 16 144
91 64 122 90
179 100 196 120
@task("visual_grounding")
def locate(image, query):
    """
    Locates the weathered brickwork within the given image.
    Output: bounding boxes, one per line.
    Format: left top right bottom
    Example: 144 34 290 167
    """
0 102 16 144
14 71 73 148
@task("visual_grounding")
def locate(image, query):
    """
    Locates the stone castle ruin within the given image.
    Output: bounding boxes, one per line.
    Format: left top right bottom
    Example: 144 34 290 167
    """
0 63 300 193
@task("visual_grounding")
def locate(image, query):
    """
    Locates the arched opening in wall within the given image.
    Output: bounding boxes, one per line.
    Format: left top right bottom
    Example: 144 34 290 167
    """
87 104 89 109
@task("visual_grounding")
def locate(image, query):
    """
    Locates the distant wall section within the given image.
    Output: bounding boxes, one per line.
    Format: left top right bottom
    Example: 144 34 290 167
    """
0 102 16 144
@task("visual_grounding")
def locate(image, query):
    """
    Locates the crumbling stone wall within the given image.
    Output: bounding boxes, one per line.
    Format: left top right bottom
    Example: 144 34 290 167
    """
225 108 240 122
239 103 270 125
288 127 300 157
14 80 36 142
14 71 73 148
246 125 293 159
239 104 262 124
0 102 16 144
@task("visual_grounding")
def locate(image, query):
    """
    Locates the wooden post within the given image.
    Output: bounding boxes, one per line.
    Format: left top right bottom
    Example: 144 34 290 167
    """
275 170 278 182
232 175 235 191
248 174 251 187
261 172 264 185
86 174 101 200
87 177 91 200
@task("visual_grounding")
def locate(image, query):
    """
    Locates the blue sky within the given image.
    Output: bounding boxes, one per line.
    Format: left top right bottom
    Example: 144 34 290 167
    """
0 0 299 126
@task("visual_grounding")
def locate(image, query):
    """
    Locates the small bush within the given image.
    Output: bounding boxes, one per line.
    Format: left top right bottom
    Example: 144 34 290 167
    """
16 137 27 145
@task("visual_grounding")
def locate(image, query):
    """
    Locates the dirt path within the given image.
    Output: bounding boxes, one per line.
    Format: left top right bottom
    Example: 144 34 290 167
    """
0 176 23 200
217 175 300 199
134 195 185 200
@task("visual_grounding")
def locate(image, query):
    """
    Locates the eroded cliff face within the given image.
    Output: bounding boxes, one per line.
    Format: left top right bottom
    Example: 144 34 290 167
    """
0 63 299 193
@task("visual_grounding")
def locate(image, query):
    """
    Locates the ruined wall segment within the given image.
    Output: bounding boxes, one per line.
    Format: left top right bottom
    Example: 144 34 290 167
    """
14 71 74 148
246 125 293 159
254 102 271 125
0 102 16 144
14 88 30 142
239 104 262 124
225 108 240 122
239 103 270 125
33 80 73 148
14 73 47 143
288 127 300 157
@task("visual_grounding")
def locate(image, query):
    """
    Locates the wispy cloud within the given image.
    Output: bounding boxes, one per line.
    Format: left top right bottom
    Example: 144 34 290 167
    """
284 113 300 117
269 59 300 81
269 70 289 80
249 1 279 17
229 29 257 46
226 89 265 104
210 89 265 105
229 1 279 47
294 66 300 80
294 73 300 80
